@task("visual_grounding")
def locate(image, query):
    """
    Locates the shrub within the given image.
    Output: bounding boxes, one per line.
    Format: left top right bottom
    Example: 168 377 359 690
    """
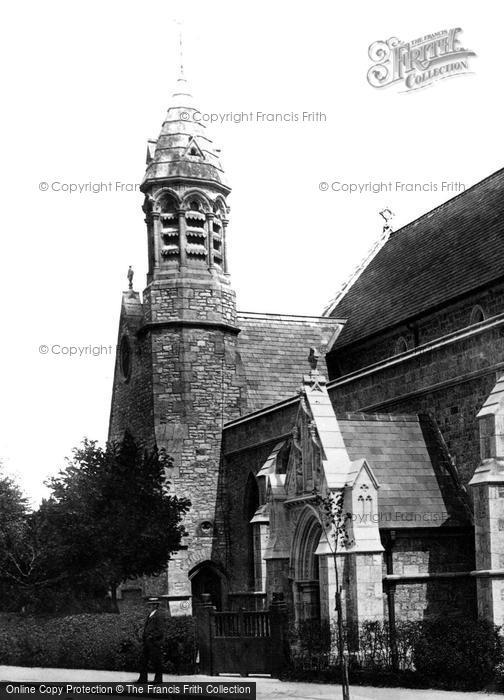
162 616 197 674
288 618 421 672
413 617 503 690
495 660 504 693
288 619 337 670
0 610 196 673
359 619 421 671
283 617 504 690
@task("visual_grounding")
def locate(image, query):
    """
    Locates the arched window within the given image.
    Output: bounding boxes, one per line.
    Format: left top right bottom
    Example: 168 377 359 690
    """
158 194 179 262
188 198 202 212
244 475 260 589
185 197 207 261
470 305 486 325
394 336 409 355
212 201 226 269
119 335 131 381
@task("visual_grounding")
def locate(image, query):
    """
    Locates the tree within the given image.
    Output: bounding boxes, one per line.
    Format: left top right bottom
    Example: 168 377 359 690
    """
0 502 83 611
0 465 28 551
0 465 31 608
43 433 191 611
312 488 352 700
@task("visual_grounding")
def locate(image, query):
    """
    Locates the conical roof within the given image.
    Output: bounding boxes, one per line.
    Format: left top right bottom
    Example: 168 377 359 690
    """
142 74 229 191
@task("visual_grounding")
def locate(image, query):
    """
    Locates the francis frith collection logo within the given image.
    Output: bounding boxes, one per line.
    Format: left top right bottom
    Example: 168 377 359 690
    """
367 28 476 91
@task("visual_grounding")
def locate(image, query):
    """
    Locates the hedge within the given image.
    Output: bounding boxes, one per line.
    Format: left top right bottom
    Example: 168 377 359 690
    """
284 617 504 691
0 610 197 674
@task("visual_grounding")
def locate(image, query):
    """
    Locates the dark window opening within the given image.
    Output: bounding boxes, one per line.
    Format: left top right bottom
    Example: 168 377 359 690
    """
119 335 131 381
186 232 206 245
244 475 259 590
394 336 409 355
186 215 205 229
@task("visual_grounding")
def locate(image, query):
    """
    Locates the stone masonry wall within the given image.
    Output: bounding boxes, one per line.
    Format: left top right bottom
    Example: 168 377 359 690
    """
391 577 476 620
328 324 504 486
221 402 477 621
152 323 245 594
383 532 476 620
108 297 155 448
332 282 504 375
143 272 247 598
143 277 237 326
219 402 298 594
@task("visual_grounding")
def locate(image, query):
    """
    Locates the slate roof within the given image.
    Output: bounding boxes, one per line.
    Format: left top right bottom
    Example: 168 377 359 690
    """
337 413 471 528
327 168 504 349
142 76 228 191
237 312 343 413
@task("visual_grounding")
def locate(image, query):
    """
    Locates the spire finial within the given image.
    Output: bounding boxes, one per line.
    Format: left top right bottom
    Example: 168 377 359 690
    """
174 19 184 80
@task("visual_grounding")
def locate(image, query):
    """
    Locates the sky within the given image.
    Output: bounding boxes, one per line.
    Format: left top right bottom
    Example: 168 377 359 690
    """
0 0 501 505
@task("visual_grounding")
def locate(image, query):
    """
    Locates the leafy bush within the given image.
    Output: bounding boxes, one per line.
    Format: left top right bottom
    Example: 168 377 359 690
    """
288 618 420 672
0 610 196 673
359 619 421 671
413 617 503 690
288 619 333 665
495 660 504 693
283 617 504 690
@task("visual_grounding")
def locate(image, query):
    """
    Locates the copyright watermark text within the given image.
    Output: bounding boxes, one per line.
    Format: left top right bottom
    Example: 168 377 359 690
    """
180 110 327 124
318 179 466 194
39 344 114 357
39 181 140 194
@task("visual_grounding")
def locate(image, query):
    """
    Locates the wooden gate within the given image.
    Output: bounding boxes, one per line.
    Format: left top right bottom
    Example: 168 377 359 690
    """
196 593 289 676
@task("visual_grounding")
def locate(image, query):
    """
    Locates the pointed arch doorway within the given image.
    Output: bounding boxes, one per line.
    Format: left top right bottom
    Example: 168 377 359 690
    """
189 561 224 611
292 508 323 621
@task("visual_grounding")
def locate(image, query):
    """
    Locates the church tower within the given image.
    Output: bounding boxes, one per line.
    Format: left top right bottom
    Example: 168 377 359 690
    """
109 67 247 611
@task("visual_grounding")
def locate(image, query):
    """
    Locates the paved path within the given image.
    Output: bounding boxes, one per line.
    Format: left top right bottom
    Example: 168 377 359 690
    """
1 666 502 700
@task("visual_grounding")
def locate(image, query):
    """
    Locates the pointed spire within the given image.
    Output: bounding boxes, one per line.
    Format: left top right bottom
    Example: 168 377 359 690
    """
177 20 184 80
141 26 229 192
172 19 192 103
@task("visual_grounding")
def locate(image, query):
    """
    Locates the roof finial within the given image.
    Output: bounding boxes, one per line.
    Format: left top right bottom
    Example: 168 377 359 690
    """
379 207 394 234
322 208 395 317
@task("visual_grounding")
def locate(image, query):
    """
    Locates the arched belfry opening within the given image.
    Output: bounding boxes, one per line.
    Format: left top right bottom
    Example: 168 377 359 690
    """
244 473 260 589
189 561 224 611
291 508 323 621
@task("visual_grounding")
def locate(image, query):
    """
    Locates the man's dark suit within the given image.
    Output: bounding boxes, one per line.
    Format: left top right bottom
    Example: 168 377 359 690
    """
137 605 168 683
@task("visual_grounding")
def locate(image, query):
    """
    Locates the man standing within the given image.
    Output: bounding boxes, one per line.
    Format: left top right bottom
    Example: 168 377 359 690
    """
137 597 168 683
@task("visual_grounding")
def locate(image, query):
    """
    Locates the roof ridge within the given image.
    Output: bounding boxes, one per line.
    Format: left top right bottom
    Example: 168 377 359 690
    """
336 412 420 422
237 311 344 321
325 166 504 320
322 225 392 317
388 166 504 239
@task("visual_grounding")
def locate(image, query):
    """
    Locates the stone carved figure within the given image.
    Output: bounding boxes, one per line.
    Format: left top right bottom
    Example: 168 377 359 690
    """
308 347 319 371
127 266 134 290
